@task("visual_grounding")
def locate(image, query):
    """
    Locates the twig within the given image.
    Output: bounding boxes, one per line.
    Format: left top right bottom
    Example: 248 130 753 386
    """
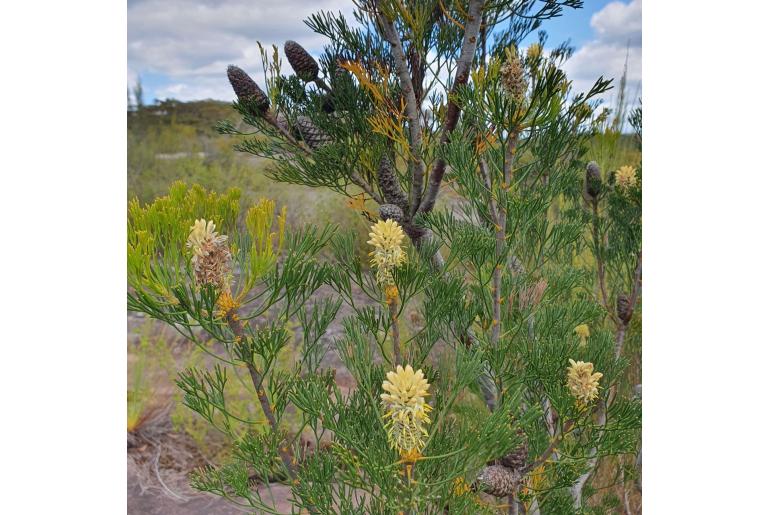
388 294 402 365
591 202 616 325
225 310 297 479
522 420 574 475
351 170 384 204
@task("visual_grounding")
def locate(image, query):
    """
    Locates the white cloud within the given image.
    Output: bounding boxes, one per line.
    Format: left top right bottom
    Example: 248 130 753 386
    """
128 0 353 100
562 0 642 110
591 0 641 45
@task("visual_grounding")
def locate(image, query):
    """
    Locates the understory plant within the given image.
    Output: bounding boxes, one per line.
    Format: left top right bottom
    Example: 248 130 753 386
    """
128 1 642 513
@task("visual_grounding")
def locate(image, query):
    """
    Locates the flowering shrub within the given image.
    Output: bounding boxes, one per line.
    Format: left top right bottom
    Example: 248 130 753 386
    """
129 1 642 512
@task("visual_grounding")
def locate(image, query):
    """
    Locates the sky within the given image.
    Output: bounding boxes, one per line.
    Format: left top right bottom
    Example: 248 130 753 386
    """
127 0 641 108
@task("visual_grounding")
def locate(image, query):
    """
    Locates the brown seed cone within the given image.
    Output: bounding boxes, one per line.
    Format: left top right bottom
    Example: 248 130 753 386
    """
227 65 269 115
294 116 331 150
475 465 520 498
617 293 633 324
275 113 290 133
285 40 319 82
500 433 529 472
379 204 404 224
377 155 408 211
585 161 602 200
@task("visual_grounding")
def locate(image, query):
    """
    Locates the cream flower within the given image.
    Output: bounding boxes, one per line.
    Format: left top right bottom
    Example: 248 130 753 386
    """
614 165 638 192
526 43 543 60
574 324 590 346
500 50 526 102
186 219 231 288
566 359 603 406
381 365 432 456
187 219 227 256
367 219 406 286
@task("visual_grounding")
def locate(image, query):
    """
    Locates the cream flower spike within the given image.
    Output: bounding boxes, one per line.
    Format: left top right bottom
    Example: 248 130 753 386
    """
566 359 603 406
381 364 432 457
367 219 406 286
381 365 430 409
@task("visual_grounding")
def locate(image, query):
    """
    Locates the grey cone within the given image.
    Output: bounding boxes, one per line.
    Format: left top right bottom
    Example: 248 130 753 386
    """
585 161 602 200
285 40 319 82
227 65 269 115
475 465 520 498
377 155 408 211
295 116 331 150
500 435 528 473
379 204 404 224
617 293 633 324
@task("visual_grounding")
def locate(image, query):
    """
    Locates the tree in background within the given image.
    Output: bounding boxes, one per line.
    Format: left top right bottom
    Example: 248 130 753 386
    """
133 76 144 111
129 1 642 512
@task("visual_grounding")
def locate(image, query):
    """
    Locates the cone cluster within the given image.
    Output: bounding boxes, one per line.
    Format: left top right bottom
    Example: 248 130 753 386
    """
500 50 527 103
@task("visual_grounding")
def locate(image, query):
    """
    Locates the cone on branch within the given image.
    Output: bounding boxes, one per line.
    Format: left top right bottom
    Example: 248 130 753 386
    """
500 432 529 472
379 204 404 224
475 465 520 498
275 113 290 133
377 155 408 211
285 40 319 82
584 161 602 201
294 116 331 150
227 65 269 116
617 293 633 324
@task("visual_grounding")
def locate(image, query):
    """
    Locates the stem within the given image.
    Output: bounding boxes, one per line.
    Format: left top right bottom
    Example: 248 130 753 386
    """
225 310 297 480
522 419 574 475
388 294 402 365
591 202 616 325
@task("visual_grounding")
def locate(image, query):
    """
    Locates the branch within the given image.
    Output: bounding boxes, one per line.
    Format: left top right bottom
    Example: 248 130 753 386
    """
375 1 426 216
351 170 384 204
387 293 402 365
225 310 297 480
419 0 486 214
521 419 574 475
592 202 618 326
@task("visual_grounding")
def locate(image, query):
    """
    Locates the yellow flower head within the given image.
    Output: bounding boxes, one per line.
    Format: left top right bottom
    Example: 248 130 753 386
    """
614 165 638 192
566 359 603 406
381 365 432 457
574 324 590 346
367 219 406 286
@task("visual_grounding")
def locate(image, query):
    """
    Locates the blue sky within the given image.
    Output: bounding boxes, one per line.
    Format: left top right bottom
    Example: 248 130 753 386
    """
128 0 640 107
